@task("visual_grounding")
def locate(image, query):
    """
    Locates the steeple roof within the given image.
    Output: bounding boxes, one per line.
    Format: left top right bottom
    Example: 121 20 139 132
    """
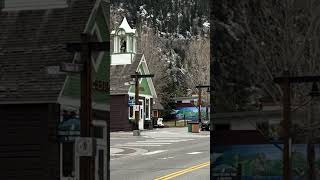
111 17 136 34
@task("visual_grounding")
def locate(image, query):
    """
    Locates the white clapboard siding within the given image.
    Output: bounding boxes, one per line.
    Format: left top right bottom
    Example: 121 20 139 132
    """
4 0 68 11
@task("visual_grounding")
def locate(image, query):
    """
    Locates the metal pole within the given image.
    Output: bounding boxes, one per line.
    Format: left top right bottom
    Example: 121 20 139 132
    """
282 71 291 180
80 33 94 180
134 72 140 130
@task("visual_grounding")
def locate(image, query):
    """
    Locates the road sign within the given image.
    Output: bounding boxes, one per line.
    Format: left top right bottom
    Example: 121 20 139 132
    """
128 99 135 106
75 137 96 157
60 62 83 73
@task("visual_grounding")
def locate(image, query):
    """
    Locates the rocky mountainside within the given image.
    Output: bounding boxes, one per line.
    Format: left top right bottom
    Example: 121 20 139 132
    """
111 0 210 115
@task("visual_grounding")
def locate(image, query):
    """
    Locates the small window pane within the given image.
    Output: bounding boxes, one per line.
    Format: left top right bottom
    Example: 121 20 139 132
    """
94 126 104 139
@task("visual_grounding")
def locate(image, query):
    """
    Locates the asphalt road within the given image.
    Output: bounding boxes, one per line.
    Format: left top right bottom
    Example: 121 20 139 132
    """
110 128 210 180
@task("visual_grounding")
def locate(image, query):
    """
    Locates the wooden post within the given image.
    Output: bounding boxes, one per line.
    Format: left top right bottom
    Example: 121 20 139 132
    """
79 33 94 180
134 72 140 130
198 87 202 123
130 73 154 133
184 115 186 127
273 75 320 180
308 82 319 180
66 33 109 180
282 71 291 180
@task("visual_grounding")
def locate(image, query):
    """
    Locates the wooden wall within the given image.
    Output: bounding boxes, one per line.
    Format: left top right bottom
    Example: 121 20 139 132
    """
110 94 132 132
0 103 60 180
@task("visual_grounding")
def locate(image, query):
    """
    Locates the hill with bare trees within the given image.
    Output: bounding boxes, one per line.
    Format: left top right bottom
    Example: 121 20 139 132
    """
111 0 210 116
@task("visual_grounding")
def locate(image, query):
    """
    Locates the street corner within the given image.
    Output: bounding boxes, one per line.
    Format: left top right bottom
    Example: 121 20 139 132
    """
110 146 148 160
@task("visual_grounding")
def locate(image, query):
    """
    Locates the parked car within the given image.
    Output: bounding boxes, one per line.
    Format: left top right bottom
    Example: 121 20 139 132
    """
201 120 210 131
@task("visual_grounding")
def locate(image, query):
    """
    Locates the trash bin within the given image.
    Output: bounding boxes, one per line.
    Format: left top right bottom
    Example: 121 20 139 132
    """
187 121 200 133
191 122 200 133
187 122 192 132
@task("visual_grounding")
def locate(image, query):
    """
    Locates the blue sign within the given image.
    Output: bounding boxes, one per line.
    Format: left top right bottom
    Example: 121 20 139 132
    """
128 98 135 106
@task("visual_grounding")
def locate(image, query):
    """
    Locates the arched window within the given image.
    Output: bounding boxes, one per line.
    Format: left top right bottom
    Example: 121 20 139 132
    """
120 38 126 53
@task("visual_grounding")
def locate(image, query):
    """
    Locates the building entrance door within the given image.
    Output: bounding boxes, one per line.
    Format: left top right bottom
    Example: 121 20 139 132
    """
138 99 144 130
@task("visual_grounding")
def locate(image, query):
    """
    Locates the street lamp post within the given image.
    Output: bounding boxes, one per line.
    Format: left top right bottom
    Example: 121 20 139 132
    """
274 73 320 180
195 85 211 124
66 33 109 180
130 72 154 135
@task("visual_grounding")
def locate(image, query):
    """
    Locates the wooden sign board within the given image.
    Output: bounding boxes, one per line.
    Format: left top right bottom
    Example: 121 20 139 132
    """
60 63 83 73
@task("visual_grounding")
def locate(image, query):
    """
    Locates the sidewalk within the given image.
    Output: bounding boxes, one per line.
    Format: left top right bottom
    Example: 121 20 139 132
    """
110 127 210 138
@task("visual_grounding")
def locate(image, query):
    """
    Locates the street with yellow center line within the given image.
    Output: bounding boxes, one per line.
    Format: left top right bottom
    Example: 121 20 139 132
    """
111 128 210 180
154 161 210 180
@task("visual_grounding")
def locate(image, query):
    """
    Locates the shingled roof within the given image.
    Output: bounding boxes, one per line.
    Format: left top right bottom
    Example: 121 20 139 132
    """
110 53 143 95
0 0 96 103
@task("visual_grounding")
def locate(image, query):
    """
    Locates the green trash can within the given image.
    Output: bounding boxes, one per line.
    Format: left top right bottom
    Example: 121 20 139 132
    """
187 122 192 132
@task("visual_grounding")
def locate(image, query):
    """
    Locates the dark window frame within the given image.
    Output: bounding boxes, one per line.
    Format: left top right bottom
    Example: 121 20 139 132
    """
145 98 150 119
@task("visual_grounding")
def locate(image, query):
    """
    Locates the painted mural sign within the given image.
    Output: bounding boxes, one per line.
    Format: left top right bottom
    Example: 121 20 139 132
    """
212 144 320 180
175 107 207 121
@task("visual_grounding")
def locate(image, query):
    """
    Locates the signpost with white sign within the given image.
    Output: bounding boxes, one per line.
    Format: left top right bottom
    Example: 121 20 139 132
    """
75 137 96 157
60 62 84 73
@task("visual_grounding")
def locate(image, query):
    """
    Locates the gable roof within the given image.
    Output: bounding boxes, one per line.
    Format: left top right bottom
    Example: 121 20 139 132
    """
110 54 142 95
110 53 157 98
0 0 107 104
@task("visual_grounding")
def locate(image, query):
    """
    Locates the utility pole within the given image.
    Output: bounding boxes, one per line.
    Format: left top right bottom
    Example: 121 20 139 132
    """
282 71 291 180
206 88 210 121
131 72 154 135
274 73 320 180
308 82 319 180
66 33 109 180
134 72 140 131
198 88 202 123
196 85 211 124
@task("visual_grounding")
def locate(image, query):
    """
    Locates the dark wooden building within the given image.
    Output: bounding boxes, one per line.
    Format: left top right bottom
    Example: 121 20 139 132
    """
0 1 110 180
